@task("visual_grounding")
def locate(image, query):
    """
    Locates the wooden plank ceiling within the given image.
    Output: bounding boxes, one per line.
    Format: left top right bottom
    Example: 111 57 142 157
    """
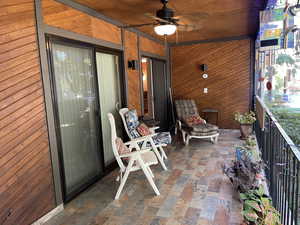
74 0 266 43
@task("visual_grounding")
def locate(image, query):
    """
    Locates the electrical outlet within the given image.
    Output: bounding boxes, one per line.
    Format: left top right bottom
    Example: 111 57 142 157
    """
204 88 208 94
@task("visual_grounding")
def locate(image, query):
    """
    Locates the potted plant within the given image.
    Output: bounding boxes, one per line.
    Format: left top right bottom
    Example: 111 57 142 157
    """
234 111 256 140
240 187 281 225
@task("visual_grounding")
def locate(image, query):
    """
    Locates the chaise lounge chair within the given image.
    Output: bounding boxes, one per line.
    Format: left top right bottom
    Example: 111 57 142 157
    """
175 99 219 145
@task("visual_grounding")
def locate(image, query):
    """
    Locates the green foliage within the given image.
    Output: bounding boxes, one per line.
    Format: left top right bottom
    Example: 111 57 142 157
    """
276 53 295 66
271 108 300 146
240 187 281 225
223 147 264 193
234 111 256 124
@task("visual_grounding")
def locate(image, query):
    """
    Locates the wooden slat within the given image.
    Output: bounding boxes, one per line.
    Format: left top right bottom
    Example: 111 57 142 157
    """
171 39 251 129
42 0 121 44
0 118 46 159
0 88 43 119
124 30 142 115
0 1 55 225
0 96 44 129
140 36 165 57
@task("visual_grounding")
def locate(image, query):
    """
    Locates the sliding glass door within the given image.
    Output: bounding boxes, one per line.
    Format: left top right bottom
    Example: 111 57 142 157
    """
49 40 103 200
96 52 123 166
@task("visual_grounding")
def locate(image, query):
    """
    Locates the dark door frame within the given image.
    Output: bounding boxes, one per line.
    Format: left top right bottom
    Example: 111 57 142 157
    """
140 56 170 130
46 35 126 202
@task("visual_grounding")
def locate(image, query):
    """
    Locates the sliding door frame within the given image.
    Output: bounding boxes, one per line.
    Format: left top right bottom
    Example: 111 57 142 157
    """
46 35 126 202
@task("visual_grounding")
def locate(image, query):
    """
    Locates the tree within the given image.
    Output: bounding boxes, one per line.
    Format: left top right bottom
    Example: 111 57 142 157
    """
276 53 296 95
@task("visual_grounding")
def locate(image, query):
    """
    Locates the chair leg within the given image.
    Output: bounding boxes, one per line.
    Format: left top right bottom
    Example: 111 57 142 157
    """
115 158 134 200
182 130 186 143
185 135 190 146
214 135 219 144
147 166 154 178
159 146 168 160
137 157 160 196
150 140 168 171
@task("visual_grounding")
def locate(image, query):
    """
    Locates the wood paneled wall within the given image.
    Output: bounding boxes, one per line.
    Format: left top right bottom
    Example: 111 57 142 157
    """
171 39 251 129
42 0 122 44
140 36 165 57
125 31 142 114
41 0 165 115
0 1 56 225
0 0 166 223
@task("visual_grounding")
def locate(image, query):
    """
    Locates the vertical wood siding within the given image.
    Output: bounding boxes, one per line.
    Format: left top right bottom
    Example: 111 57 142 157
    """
140 36 166 57
0 1 56 225
171 39 251 129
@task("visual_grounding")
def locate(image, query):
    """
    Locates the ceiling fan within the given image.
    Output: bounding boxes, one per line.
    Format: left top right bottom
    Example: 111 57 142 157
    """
122 0 208 37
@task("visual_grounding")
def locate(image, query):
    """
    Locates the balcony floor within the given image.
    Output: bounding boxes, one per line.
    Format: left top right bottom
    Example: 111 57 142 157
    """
45 130 243 225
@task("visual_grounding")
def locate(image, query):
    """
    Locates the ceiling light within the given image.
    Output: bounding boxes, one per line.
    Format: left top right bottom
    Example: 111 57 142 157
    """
154 24 177 36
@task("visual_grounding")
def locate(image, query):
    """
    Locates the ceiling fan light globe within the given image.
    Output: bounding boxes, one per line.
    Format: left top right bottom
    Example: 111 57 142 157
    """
154 24 177 36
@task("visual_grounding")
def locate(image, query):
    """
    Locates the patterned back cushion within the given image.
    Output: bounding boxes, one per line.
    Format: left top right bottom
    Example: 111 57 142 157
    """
115 137 130 156
184 115 205 127
175 100 199 121
136 123 151 136
124 109 139 130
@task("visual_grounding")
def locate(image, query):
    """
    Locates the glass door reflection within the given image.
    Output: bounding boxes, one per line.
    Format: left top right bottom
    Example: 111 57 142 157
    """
50 41 103 200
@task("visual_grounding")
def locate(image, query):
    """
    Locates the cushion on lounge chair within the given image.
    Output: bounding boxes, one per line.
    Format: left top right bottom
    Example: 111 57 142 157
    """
190 130 219 136
183 115 205 127
175 100 199 121
191 123 218 133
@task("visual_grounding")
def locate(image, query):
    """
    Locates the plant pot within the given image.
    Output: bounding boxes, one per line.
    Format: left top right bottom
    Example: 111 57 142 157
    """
239 124 253 140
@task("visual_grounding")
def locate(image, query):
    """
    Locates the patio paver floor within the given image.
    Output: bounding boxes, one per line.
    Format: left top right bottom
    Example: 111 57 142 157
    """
45 129 243 225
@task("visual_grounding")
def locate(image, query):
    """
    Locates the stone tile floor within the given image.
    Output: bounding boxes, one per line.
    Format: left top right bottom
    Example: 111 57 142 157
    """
45 129 244 225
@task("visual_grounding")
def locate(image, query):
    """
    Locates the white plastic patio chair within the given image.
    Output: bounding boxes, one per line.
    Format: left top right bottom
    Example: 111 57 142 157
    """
119 108 168 170
107 113 160 200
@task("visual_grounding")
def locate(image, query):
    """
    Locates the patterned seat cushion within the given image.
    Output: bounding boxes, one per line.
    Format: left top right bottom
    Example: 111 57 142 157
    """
190 130 219 136
153 132 172 145
191 123 218 133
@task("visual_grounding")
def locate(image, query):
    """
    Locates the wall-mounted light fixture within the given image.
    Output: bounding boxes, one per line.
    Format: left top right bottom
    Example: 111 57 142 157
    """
200 64 208 72
128 60 138 70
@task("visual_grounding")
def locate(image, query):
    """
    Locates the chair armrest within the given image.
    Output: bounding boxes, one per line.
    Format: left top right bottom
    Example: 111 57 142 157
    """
177 120 182 130
149 126 159 133
119 148 151 158
126 134 157 144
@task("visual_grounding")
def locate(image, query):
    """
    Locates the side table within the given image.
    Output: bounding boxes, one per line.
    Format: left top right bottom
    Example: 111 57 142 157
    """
202 109 219 126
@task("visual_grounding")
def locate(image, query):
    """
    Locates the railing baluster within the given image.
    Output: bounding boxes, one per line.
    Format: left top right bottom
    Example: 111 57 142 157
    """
255 97 300 225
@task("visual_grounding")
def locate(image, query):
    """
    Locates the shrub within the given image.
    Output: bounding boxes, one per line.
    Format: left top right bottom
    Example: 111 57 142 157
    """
235 111 257 124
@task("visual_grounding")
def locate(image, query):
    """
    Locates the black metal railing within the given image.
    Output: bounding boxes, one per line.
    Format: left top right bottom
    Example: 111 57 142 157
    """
255 98 300 225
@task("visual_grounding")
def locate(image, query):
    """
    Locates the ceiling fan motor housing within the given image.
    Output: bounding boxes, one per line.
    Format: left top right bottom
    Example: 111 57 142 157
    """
156 6 174 21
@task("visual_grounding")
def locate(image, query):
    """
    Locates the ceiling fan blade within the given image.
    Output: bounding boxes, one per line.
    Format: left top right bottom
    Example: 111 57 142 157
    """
174 12 209 20
177 24 202 32
144 13 170 23
122 22 157 28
